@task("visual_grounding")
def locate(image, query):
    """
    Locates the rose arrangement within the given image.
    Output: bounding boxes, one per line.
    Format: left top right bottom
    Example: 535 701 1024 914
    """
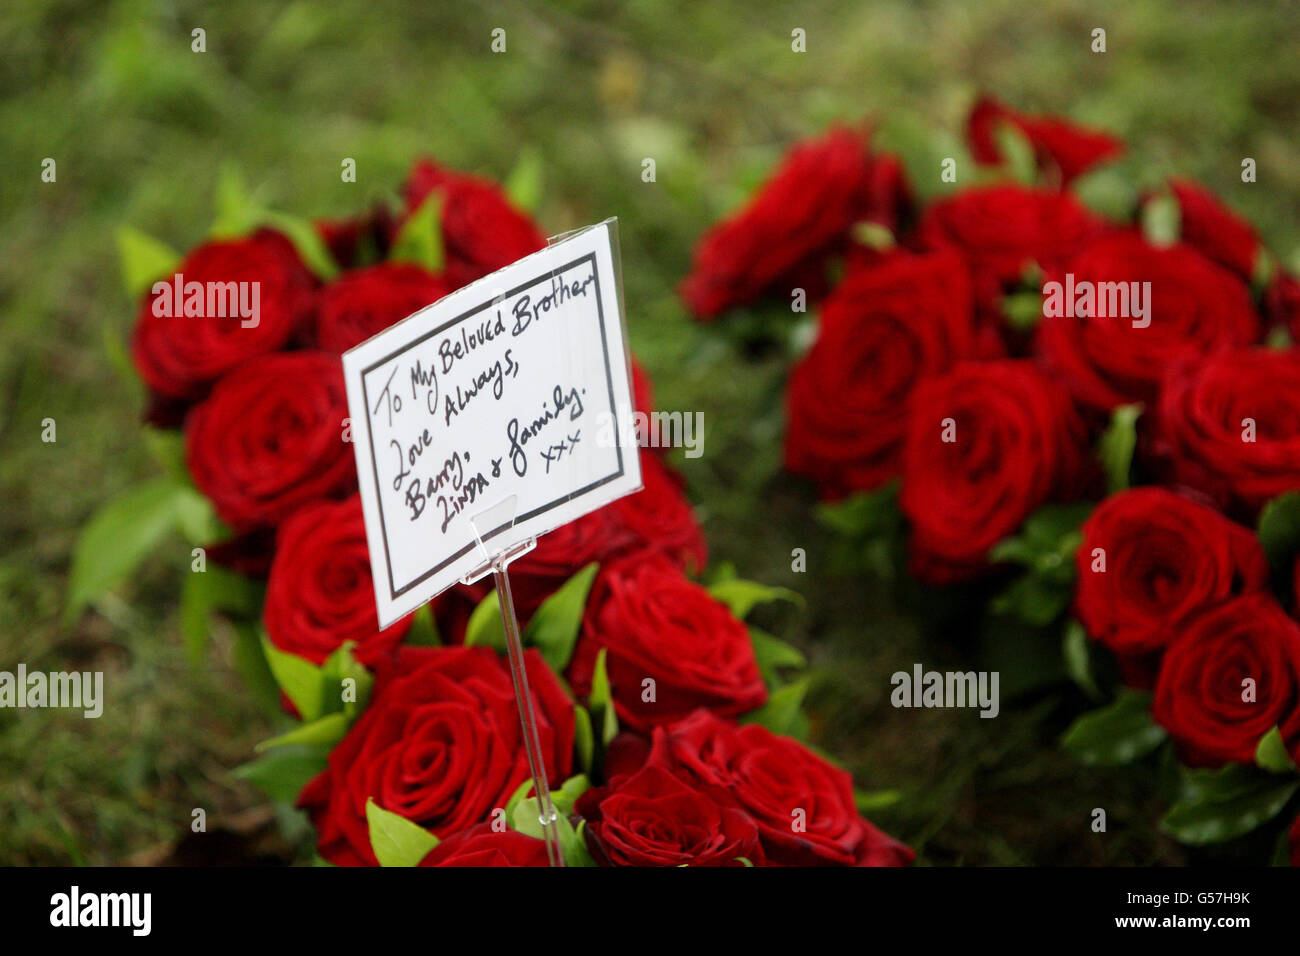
683 97 1300 862
73 158 914 867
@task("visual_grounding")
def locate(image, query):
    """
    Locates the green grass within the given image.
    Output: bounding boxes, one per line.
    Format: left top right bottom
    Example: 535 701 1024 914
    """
2 0 1299 864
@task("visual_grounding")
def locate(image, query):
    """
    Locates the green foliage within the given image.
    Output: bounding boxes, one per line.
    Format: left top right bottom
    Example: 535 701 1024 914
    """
989 503 1094 627
179 564 260 666
706 577 802 619
1161 764 1299 845
588 647 618 746
749 626 807 689
1060 690 1167 765
505 147 544 214
232 745 332 804
992 121 1038 185
1097 404 1142 493
1141 192 1181 247
1258 491 1300 573
1255 726 1299 774
741 676 810 738
366 798 439 867
389 193 444 272
815 481 905 581
115 226 180 300
464 589 507 651
65 478 217 624
524 563 597 671
208 163 340 279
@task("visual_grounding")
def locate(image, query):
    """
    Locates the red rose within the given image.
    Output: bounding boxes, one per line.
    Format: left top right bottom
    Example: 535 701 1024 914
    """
646 709 914 866
132 230 316 401
298 645 574 866
966 95 1123 185
1157 348 1300 514
509 451 706 616
567 552 766 731
313 263 451 353
917 184 1106 320
1167 180 1262 280
185 351 355 531
603 453 707 571
1037 233 1259 413
1074 488 1269 683
402 159 546 290
784 249 979 498
1152 594 1300 767
417 823 550 867
679 126 912 319
263 495 411 667
900 360 1092 584
576 766 763 867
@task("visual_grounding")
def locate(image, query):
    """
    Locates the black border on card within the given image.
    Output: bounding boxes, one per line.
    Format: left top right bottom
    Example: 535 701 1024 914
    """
360 248 625 602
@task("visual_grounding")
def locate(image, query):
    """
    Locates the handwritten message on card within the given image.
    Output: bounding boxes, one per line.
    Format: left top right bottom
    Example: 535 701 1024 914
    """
343 221 641 628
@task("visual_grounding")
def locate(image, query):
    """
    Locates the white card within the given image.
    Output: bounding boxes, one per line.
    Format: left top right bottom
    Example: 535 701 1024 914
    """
342 220 642 629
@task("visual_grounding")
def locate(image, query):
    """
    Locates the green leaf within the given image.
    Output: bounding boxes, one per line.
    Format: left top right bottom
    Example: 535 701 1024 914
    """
207 164 338 279
504 147 543 214
1252 250 1277 296
318 641 373 719
210 163 261 238
815 482 899 537
707 578 802 620
366 798 438 867
1098 403 1142 493
65 478 193 623
175 486 223 545
102 319 142 401
741 676 810 737
259 635 325 721
524 563 598 672
116 226 180 300
589 648 618 746
1161 764 1299 845
854 789 903 813
511 794 596 866
749 627 806 689
1258 491 1300 574
1062 619 1103 701
504 778 536 823
256 712 349 751
179 564 260 666
850 221 896 251
1002 289 1044 331
1142 192 1181 248
389 193 444 272
263 210 340 281
405 604 441 646
1255 726 1299 774
232 745 331 803
993 120 1038 185
1060 690 1167 765
573 704 595 776
991 569 1074 627
552 774 591 816
464 589 506 652
232 622 282 715
1019 502 1095 551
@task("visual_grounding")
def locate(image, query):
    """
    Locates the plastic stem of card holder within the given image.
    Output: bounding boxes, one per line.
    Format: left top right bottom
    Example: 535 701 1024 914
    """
460 495 563 867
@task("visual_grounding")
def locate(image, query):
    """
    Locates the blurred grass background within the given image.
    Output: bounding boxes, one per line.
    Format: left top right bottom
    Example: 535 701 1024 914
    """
2 0 1299 865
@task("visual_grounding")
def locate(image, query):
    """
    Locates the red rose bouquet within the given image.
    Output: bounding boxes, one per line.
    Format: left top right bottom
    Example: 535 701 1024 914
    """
73 159 913 867
684 98 1300 863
